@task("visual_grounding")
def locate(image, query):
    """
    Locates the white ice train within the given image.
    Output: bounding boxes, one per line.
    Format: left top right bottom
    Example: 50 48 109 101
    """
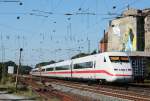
31 52 133 83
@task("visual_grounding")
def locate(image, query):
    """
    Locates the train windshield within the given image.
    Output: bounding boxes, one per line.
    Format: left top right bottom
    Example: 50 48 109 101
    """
109 56 129 63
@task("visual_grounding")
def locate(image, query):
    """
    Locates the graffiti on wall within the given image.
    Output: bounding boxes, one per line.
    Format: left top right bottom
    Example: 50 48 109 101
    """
123 27 136 51
112 24 137 51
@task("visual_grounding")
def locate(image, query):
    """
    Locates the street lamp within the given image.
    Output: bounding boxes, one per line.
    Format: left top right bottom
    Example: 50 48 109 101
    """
15 48 23 92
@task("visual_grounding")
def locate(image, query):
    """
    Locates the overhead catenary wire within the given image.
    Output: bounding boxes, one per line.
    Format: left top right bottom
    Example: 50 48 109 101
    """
0 0 146 66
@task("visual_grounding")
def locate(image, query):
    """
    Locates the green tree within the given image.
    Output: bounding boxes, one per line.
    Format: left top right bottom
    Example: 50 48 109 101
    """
19 65 32 75
0 61 17 83
90 49 97 55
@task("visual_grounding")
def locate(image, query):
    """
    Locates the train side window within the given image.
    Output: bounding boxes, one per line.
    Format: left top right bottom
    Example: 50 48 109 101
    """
104 57 106 62
46 68 53 71
55 65 70 70
74 61 93 69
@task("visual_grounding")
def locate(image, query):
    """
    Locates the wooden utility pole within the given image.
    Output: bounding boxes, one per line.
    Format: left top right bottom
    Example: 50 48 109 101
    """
1 33 5 84
15 48 23 92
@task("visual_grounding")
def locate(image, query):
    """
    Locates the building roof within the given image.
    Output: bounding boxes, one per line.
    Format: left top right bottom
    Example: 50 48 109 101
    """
122 8 142 17
143 8 150 16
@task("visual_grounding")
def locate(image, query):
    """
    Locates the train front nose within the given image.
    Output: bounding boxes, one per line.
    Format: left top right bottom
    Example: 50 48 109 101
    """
109 56 133 83
113 64 133 83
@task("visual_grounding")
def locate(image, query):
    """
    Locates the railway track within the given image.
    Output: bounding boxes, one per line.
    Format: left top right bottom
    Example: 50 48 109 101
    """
42 77 150 101
20 75 150 101
47 81 150 101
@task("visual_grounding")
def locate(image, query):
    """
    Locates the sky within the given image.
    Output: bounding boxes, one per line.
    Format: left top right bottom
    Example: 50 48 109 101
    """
0 0 149 67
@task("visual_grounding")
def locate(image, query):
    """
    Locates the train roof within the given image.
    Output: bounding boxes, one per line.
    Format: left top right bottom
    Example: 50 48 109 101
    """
31 68 39 71
50 60 71 67
32 52 130 70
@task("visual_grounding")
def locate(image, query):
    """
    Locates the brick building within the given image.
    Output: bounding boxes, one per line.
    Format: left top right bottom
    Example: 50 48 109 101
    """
99 32 108 53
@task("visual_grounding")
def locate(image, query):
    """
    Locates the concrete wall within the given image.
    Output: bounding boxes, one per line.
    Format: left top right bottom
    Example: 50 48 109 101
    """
107 14 145 52
107 16 137 51
145 15 150 51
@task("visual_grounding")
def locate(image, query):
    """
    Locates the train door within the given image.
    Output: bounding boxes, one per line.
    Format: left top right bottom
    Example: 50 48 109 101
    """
71 61 73 78
96 55 110 82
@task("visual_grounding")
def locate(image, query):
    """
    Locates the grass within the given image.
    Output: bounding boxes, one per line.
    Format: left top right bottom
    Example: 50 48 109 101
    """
0 76 61 101
144 80 150 83
0 76 38 98
0 82 15 93
0 82 41 100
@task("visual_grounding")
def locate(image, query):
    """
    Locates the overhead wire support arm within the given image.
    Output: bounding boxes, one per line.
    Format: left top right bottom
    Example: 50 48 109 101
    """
76 12 96 15
29 13 49 18
64 13 73 16
0 0 23 5
0 0 20 2
32 9 53 15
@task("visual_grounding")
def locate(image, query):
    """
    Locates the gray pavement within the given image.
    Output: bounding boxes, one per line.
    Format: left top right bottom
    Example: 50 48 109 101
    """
0 91 36 101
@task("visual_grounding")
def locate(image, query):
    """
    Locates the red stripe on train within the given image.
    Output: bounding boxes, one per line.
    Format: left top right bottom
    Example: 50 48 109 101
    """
45 70 131 76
